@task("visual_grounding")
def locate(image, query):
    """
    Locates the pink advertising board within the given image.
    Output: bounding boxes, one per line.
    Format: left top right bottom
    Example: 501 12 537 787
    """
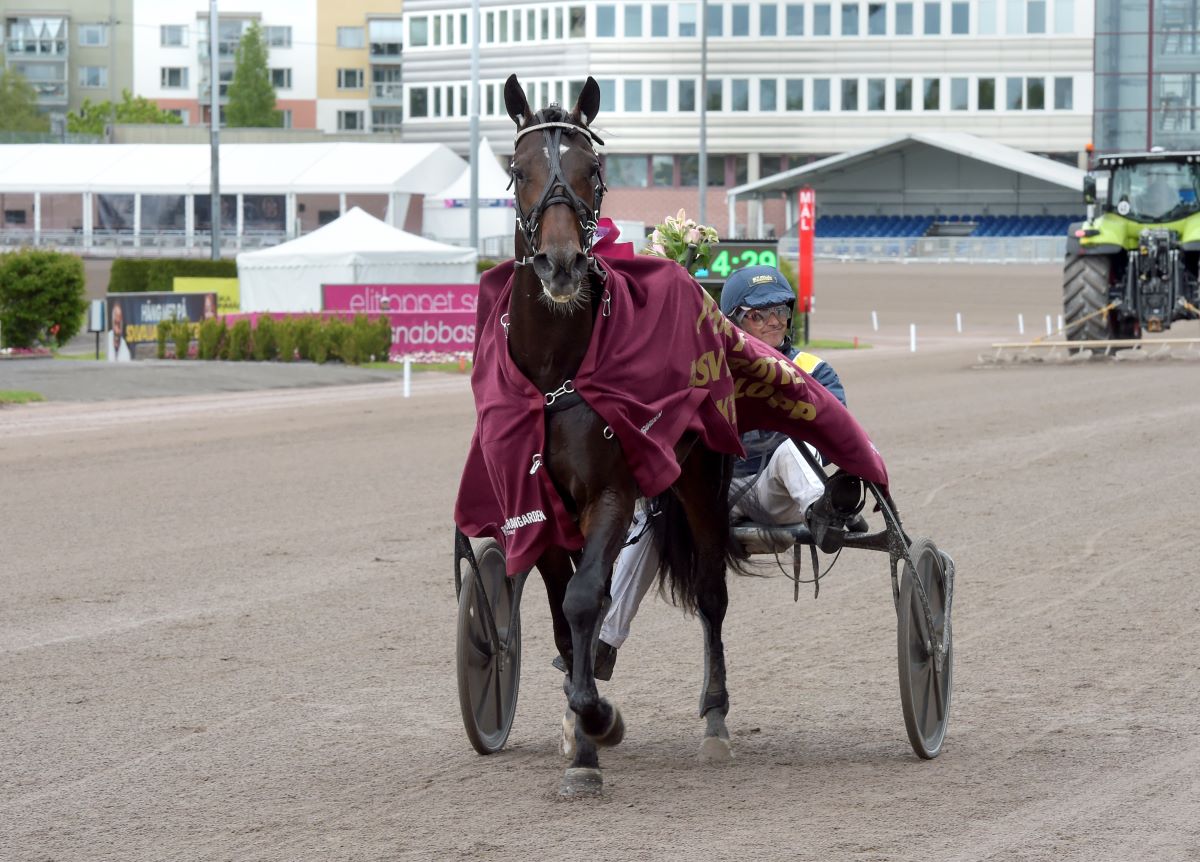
321 283 478 356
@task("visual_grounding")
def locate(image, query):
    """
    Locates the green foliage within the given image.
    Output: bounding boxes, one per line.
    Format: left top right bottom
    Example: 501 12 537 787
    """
156 318 169 358
0 250 86 348
66 89 183 136
173 319 193 359
225 23 281 128
324 317 352 363
252 315 277 361
309 325 331 364
366 314 393 361
275 317 298 362
108 258 237 294
198 317 225 359
0 390 44 404
641 209 720 275
477 258 501 274
227 319 253 360
0 70 49 133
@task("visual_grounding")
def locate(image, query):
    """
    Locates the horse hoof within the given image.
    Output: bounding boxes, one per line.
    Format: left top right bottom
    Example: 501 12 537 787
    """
592 705 625 748
559 767 603 799
699 735 734 764
560 709 577 760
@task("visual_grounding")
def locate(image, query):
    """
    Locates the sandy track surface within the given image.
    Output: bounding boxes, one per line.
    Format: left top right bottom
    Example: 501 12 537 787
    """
2 265 1199 861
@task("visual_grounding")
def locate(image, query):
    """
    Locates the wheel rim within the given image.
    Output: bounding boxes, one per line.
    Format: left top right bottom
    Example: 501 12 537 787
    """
898 538 952 758
458 543 521 753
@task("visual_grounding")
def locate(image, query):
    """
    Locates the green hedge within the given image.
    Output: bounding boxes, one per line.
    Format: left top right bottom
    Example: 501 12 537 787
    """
161 313 392 365
0 249 87 348
108 258 237 294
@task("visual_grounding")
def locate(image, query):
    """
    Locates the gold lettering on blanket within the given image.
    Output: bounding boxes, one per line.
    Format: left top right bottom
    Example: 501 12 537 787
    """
689 348 727 387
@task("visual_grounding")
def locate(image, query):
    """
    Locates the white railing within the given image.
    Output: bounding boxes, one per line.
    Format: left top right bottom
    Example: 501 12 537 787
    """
0 229 287 257
777 235 1067 263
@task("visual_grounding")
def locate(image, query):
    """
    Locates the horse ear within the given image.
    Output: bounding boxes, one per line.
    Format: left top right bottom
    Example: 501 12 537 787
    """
571 77 601 126
504 74 534 127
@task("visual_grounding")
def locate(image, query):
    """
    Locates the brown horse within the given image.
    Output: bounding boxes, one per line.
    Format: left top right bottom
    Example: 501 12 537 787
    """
501 74 739 797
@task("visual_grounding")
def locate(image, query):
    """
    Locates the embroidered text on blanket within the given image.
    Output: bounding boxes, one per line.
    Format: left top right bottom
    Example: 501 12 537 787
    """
501 509 548 536
640 411 663 434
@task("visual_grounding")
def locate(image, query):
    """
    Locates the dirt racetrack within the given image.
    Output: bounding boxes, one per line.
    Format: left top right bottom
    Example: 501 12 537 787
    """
2 263 1199 861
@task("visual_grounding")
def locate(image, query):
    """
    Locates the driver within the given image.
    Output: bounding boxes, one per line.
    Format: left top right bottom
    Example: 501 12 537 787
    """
558 265 860 680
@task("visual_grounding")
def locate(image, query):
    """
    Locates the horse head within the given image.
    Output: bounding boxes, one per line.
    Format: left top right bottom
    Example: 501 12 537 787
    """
504 74 605 306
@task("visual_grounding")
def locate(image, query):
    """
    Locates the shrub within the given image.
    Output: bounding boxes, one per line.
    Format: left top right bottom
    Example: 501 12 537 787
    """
198 316 225 359
351 314 392 363
477 257 501 274
0 249 87 348
293 317 320 361
252 315 277 361
108 258 156 293
156 317 170 358
173 318 192 360
108 258 237 294
325 317 352 363
274 317 297 362
309 325 330 364
227 319 252 361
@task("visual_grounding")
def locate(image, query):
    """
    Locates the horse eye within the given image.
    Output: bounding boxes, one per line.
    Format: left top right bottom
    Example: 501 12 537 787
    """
509 165 525 182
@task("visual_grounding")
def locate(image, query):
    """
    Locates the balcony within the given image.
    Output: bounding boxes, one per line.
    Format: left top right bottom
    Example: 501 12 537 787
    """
370 81 404 104
370 41 402 62
5 38 67 56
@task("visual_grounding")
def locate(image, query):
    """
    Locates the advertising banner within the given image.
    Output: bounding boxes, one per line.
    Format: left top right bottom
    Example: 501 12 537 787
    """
321 283 477 357
797 187 815 313
106 291 216 362
174 277 241 316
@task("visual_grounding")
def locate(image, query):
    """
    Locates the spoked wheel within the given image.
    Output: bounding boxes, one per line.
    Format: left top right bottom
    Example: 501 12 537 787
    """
897 537 953 759
456 539 524 755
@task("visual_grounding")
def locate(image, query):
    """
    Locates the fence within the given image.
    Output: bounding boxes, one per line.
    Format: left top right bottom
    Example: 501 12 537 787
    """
0 229 286 258
777 235 1067 263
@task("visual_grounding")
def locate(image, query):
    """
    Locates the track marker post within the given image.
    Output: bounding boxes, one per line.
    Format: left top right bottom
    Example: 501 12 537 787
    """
1018 313 1025 335
871 310 879 332
956 312 962 333
1058 314 1064 332
1045 314 1053 335
403 358 412 398
910 323 916 353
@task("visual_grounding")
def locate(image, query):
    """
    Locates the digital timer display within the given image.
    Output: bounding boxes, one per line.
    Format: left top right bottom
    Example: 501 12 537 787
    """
695 241 780 286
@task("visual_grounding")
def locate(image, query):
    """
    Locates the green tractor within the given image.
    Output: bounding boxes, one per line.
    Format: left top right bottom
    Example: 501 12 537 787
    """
1064 149 1200 342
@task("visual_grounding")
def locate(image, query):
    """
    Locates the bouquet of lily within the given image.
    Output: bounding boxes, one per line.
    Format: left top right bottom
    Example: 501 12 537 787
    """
641 209 719 276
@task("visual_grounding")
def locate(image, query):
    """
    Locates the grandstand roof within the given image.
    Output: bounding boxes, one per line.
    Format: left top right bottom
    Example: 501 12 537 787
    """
0 142 466 196
728 132 1084 200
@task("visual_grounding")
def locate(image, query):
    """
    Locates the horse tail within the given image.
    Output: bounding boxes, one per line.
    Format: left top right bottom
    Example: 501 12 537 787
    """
649 449 745 614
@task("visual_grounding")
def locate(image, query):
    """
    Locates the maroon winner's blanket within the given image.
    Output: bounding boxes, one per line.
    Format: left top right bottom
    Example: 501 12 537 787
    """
454 254 889 574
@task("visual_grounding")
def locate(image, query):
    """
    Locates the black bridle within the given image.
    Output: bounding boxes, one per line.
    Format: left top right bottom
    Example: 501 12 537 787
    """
508 109 606 266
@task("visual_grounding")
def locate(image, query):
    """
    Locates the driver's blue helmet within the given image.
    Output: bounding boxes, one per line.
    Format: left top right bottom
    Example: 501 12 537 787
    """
719 265 796 320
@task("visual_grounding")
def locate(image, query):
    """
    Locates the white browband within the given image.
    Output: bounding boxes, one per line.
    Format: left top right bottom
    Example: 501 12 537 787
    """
514 120 588 141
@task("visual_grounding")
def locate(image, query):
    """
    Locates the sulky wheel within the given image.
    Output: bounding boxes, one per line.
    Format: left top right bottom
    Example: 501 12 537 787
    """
456 539 524 755
897 537 953 759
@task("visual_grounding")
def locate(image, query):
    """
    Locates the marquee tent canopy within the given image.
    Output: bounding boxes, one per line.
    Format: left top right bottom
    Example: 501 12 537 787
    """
422 137 515 245
237 207 477 312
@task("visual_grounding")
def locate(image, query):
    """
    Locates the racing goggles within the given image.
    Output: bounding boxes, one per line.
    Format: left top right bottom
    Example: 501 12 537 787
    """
739 304 790 325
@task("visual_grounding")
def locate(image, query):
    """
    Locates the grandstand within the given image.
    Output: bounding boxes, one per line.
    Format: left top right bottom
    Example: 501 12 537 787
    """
815 213 1080 239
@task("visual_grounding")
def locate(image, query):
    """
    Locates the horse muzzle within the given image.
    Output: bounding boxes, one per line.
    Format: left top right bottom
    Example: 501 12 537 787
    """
532 248 589 302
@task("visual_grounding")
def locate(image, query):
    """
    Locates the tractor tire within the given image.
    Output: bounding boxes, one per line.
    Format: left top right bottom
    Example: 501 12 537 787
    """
1063 255 1111 343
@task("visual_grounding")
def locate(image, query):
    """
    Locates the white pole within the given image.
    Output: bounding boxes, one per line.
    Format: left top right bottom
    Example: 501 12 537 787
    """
1057 314 1064 332
403 358 412 398
909 323 916 352
871 310 878 332
1018 313 1025 335
956 311 962 333
1045 314 1053 335
468 0 480 251
209 0 220 260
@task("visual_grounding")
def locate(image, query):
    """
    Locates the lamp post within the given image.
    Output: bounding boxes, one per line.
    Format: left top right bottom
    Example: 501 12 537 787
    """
698 0 708 226
209 0 221 261
468 0 481 252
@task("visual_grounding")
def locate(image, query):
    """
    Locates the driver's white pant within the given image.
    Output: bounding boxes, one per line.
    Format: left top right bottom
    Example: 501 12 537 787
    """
600 439 825 648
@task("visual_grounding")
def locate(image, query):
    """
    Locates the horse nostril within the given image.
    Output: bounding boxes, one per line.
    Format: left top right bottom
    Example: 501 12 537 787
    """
570 252 588 279
531 253 555 281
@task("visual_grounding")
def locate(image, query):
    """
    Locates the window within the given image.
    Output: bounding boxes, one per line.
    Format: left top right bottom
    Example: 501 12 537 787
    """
569 6 587 37
813 78 831 109
597 5 616 36
1053 0 1073 33
867 77 885 109
679 155 700 186
499 10 509 41
1006 77 1023 109
485 13 495 42
5 210 27 225
510 13 520 41
338 68 364 89
465 14 471 42
762 4 779 35
679 79 697 110
761 78 777 110
78 24 107 47
161 67 188 89
1026 76 1045 109
410 88 428 118
868 3 886 33
338 110 365 130
434 88 442 115
978 0 998 32
924 2 941 33
271 68 292 89
951 2 970 32
731 78 749 110
895 78 913 109
707 79 723 110
626 4 644 36
624 79 642 111
786 78 804 109
923 77 940 110
951 77 968 109
679 3 698 35
978 78 995 109
1027 0 1046 33
814 4 832 34
280 109 292 128
761 155 785 176
369 19 404 54
651 4 670 35
1054 76 1073 109
606 155 648 187
707 3 725 35
264 26 291 47
732 4 751 34
841 78 859 110
651 79 668 110
160 25 186 47
896 2 914 32
79 66 107 88
842 4 860 35
733 156 748 186
338 26 365 48
598 78 616 112
1006 0 1024 33
652 154 674 185
786 3 805 33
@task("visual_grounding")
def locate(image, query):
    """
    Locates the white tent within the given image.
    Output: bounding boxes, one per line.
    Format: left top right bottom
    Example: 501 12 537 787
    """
237 207 477 312
422 137 515 245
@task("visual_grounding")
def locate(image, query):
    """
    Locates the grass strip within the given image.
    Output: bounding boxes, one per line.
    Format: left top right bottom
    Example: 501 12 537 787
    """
0 390 45 404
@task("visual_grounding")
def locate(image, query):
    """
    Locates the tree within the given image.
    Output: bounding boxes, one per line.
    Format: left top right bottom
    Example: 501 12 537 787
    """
225 22 281 127
66 90 183 135
0 250 87 349
0 69 50 133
